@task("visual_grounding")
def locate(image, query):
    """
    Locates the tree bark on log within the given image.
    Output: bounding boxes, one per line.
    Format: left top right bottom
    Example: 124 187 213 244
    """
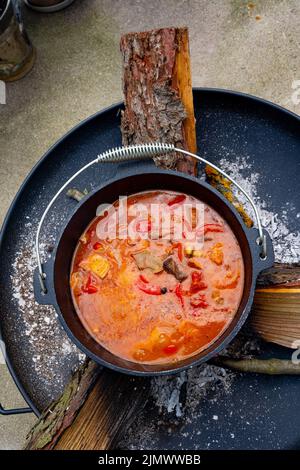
25 361 99 449
24 27 300 450
25 363 150 450
256 262 300 288
53 370 149 450
120 27 197 175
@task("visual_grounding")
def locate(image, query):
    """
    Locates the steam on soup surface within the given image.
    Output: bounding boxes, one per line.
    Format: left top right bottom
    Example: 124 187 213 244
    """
70 191 244 364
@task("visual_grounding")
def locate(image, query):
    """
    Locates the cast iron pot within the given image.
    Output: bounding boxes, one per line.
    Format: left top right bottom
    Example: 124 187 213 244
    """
34 168 274 375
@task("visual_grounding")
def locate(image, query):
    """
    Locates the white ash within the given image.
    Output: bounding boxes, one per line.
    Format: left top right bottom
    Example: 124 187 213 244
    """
218 154 300 264
120 364 235 450
10 223 85 391
151 365 234 418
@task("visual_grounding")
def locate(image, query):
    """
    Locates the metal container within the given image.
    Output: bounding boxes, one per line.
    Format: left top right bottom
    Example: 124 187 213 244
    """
34 145 274 376
0 0 35 81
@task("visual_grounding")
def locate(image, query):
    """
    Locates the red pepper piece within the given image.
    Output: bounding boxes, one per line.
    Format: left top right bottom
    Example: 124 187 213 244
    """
137 279 162 295
175 283 185 308
83 285 98 294
163 344 178 355
191 271 202 283
82 274 98 294
190 293 208 309
93 241 102 250
139 274 149 284
168 194 186 206
178 242 183 261
203 223 223 235
190 271 207 293
195 223 223 237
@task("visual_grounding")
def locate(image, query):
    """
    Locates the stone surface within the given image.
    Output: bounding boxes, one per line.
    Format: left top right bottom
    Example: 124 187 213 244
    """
0 0 299 449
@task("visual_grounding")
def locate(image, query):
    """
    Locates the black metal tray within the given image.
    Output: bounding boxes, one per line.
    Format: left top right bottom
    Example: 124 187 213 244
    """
0 89 299 448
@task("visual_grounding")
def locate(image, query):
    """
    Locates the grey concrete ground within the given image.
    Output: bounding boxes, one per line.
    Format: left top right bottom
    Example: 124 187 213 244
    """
0 0 299 450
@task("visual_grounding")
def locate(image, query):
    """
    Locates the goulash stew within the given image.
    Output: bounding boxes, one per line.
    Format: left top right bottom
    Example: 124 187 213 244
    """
70 191 244 364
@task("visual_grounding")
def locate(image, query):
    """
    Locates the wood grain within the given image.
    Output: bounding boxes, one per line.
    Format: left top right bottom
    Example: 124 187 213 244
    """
55 370 149 450
252 287 300 348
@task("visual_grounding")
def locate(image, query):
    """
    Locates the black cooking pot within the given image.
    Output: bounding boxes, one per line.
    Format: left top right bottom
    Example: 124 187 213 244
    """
34 168 274 375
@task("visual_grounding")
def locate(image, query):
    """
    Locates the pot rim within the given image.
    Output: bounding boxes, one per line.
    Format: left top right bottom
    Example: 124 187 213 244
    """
36 168 274 376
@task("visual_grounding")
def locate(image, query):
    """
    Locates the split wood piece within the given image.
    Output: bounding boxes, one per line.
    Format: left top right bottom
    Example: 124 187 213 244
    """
252 290 300 350
25 362 149 450
252 263 300 348
120 27 197 175
25 360 99 449
253 263 300 348
54 369 149 450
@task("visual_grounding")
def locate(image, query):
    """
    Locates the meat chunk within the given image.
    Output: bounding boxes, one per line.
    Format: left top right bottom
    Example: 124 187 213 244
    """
163 256 188 282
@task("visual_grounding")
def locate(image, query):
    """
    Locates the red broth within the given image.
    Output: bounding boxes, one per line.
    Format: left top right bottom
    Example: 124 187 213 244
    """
70 191 244 364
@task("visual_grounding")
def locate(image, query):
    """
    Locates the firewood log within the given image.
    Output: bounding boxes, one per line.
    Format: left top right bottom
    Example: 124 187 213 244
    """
120 27 197 175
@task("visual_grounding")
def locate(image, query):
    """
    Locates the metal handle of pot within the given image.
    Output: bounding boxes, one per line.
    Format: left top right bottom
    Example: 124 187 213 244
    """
35 142 267 294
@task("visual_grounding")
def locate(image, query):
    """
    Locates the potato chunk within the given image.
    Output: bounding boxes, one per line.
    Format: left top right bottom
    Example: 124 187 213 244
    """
209 243 224 266
80 253 110 279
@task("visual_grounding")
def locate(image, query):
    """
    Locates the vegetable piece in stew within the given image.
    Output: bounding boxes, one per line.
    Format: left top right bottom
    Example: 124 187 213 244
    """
70 191 244 364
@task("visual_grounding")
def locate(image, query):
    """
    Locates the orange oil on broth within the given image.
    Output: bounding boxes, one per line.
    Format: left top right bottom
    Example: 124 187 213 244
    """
70 191 244 364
